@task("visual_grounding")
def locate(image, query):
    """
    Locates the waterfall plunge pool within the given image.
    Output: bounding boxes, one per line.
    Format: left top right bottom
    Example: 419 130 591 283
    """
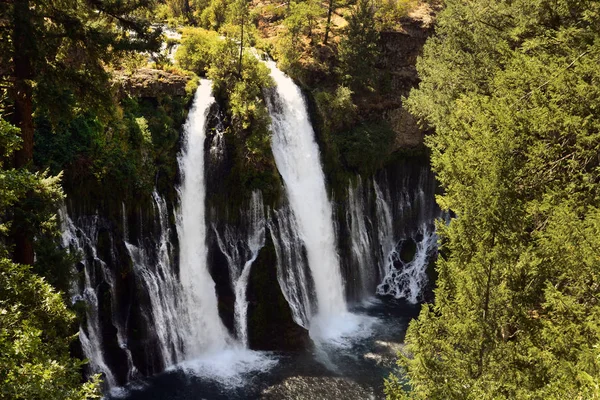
107 297 420 400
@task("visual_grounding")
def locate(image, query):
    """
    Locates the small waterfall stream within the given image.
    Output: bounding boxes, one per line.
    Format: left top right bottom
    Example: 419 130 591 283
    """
60 211 120 388
268 205 314 328
124 192 183 367
346 177 377 299
213 191 266 346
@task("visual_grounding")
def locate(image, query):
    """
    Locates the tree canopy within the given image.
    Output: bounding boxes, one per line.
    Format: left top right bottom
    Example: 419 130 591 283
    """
387 1 600 398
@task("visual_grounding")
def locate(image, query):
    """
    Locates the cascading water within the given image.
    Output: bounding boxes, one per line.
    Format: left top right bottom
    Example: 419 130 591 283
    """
344 167 440 304
60 79 276 392
265 61 371 343
175 79 275 382
213 191 266 347
346 177 377 299
60 210 134 388
176 79 231 355
376 226 437 303
124 192 183 367
267 205 314 328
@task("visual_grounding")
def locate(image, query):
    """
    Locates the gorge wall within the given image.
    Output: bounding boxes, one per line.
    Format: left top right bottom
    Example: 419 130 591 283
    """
57 18 440 390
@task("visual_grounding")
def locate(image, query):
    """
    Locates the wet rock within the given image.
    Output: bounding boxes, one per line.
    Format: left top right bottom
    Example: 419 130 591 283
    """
260 376 375 400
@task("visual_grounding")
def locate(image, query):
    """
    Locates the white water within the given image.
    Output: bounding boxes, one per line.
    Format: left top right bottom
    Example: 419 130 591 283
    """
176 80 232 356
347 177 377 299
60 210 125 388
265 61 370 343
268 205 314 328
213 191 266 347
373 175 438 303
176 81 275 380
376 225 437 303
124 192 183 366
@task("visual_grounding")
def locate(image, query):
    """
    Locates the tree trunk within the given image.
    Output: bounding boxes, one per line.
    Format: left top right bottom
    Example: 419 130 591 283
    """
11 0 35 265
324 0 334 45
238 13 244 77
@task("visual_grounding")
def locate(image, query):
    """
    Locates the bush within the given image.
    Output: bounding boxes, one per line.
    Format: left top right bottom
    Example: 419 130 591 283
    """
374 0 416 31
334 119 396 173
313 85 357 133
175 28 221 75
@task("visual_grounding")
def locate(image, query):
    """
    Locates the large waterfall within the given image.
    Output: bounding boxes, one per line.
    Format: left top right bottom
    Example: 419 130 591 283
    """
176 80 231 355
264 61 374 343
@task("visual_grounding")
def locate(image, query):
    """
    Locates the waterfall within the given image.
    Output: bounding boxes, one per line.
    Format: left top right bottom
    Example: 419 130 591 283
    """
376 226 437 303
213 191 266 347
176 80 231 356
374 169 439 303
60 211 129 388
373 179 397 281
268 205 314 328
342 165 441 304
264 61 373 344
124 192 183 367
346 177 377 299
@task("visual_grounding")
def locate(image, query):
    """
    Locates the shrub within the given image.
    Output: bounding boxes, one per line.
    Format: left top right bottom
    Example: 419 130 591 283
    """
175 28 221 75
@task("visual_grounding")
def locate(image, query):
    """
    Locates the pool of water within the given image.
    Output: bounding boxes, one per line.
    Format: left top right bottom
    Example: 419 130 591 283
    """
108 297 420 400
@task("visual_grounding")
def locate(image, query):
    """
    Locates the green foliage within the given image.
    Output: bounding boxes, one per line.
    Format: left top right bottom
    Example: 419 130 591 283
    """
373 0 416 31
275 0 323 77
207 41 278 193
34 94 187 203
0 119 100 399
175 26 278 195
335 119 395 174
175 28 222 75
0 260 101 400
199 0 229 30
390 1 600 398
0 0 162 125
338 0 381 92
313 85 357 133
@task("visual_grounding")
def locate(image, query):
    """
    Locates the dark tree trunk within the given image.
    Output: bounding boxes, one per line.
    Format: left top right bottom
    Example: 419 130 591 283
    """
238 13 244 77
11 0 35 265
324 0 334 45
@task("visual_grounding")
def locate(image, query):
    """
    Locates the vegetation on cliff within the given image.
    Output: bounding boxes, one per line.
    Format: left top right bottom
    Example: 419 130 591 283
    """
0 119 101 399
0 0 181 396
386 1 600 398
166 0 428 198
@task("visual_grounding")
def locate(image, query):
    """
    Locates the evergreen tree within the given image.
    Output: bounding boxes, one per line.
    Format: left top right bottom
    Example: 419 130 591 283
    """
0 118 100 399
0 0 160 264
338 0 380 93
387 1 600 398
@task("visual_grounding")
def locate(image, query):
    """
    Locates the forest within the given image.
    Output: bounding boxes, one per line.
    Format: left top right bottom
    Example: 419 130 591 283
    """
0 0 598 399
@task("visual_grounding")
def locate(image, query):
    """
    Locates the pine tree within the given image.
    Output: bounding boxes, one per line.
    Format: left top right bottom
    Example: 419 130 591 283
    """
388 1 600 398
0 0 160 264
338 0 380 93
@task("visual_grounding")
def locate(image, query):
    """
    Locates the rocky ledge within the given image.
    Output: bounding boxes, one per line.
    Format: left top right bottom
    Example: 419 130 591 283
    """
113 68 190 98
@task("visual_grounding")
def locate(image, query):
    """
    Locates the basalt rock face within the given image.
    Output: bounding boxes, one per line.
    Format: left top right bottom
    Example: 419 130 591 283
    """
203 106 310 351
113 68 190 98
